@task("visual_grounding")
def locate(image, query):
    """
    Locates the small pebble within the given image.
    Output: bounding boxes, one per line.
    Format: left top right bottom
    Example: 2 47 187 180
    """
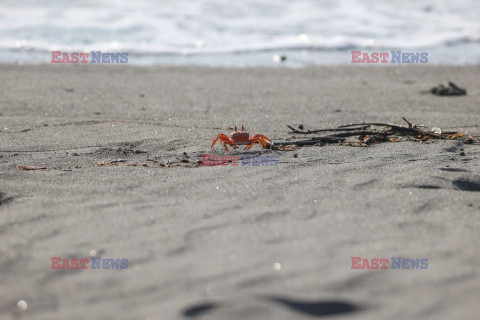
90 250 97 257
293 153 298 158
459 152 466 156
17 300 27 311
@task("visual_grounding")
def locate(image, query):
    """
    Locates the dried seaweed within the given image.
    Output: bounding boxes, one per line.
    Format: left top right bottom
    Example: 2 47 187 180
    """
277 118 479 148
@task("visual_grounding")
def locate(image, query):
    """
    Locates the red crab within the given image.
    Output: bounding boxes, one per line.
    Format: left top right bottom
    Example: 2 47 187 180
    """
211 124 272 152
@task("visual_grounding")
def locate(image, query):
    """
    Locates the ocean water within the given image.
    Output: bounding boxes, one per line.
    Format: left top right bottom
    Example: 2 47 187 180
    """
1 0 479 66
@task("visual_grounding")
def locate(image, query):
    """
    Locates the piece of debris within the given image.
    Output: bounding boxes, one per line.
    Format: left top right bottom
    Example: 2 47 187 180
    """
276 145 297 151
18 166 48 171
430 81 466 96
282 118 479 147
96 161 121 166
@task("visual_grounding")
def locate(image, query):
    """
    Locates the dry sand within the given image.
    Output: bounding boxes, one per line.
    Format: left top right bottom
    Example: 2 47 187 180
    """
0 64 479 319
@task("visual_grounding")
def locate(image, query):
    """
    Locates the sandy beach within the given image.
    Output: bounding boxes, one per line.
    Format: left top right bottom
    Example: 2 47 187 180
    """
1 64 479 319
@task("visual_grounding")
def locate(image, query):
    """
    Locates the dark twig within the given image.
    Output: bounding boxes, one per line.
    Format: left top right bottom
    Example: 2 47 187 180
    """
287 125 369 134
337 122 399 128
274 136 347 146
402 117 413 128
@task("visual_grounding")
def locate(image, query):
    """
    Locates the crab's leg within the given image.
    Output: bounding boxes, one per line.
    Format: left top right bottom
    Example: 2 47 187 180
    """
258 135 272 145
255 135 272 148
255 138 264 148
258 138 265 148
249 135 265 147
247 135 272 149
212 134 236 153
223 142 231 152
260 138 267 147
211 134 232 149
211 138 221 149
244 140 256 150
244 136 263 149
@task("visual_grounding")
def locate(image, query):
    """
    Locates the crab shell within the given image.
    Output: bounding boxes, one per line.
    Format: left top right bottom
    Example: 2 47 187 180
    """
230 132 250 145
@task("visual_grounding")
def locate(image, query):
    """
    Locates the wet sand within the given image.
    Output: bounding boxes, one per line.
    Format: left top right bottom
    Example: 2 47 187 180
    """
1 64 479 319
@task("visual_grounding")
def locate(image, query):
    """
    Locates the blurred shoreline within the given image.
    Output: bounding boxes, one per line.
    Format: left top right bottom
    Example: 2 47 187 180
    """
2 0 479 66
3 44 480 67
